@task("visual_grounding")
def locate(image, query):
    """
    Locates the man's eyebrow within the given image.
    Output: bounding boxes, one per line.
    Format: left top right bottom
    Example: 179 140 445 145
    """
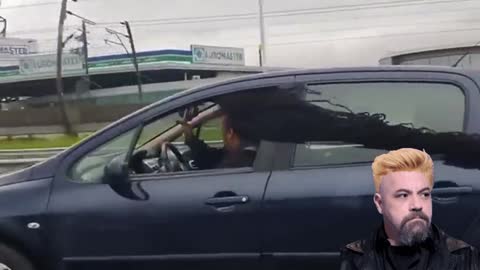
417 187 431 193
394 189 412 194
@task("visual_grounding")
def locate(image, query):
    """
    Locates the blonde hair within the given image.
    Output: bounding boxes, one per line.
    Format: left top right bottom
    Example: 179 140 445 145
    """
372 148 433 192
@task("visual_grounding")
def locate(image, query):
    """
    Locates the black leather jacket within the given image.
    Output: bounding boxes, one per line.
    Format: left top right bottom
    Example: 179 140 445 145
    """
340 224 479 270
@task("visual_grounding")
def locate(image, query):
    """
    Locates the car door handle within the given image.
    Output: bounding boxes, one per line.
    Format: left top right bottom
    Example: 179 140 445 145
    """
432 186 473 196
205 195 249 206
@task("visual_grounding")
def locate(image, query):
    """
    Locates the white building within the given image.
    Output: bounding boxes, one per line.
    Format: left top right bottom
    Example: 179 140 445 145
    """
380 45 480 68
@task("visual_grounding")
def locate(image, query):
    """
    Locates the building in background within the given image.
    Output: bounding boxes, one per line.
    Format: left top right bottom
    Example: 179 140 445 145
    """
0 37 38 67
0 45 288 109
379 45 480 68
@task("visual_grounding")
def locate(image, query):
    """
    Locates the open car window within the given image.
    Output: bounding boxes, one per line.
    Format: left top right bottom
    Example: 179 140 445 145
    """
126 102 234 175
70 84 307 181
127 85 303 175
137 103 221 151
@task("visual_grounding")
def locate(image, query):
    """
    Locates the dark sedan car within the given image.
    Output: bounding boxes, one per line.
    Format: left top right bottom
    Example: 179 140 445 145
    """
0 66 480 270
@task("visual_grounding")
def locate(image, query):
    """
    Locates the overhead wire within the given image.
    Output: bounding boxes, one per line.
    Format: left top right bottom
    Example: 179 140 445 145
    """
91 0 474 26
266 26 480 47
2 0 478 58
5 0 476 35
0 1 60 10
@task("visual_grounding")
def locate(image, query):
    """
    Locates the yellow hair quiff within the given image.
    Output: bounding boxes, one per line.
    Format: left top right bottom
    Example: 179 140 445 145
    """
372 148 434 192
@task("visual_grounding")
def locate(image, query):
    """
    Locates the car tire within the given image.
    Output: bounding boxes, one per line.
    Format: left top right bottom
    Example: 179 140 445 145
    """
0 243 34 270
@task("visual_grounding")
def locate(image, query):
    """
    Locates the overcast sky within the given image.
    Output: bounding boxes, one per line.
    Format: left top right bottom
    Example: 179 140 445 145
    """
1 0 480 67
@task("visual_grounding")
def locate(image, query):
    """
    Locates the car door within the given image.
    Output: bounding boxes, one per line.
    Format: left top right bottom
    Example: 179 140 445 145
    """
39 88 259 269
45 76 295 270
261 70 480 269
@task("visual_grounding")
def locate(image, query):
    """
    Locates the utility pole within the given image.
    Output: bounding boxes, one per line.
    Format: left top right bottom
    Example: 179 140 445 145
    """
56 0 74 135
65 10 94 75
81 20 89 75
122 21 143 103
258 45 263 67
0 16 6 37
258 0 267 66
65 10 95 97
104 22 143 102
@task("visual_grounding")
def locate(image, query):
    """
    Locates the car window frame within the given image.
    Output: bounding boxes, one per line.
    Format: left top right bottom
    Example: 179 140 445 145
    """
66 107 263 184
58 75 296 185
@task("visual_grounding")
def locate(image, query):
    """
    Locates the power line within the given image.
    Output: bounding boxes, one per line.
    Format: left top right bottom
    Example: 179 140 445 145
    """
265 0 471 17
13 0 460 10
37 25 480 54
0 0 97 11
0 1 60 10
92 0 469 26
123 15 480 37
0 0 469 14
8 26 78 35
267 17 480 39
267 5 480 36
265 26 480 47
5 0 476 35
87 25 480 52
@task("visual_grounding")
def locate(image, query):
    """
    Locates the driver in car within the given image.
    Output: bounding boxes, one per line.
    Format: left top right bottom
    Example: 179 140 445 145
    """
178 114 257 170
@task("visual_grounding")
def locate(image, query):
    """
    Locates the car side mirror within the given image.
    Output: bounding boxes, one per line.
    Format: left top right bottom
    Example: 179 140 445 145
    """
103 155 149 201
104 154 129 185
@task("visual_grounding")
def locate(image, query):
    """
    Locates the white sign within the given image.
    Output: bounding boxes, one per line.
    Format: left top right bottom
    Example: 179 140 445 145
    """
19 53 83 74
0 38 37 55
191 44 245 66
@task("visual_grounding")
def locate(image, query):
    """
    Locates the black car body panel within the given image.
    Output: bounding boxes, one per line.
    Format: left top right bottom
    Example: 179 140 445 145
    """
0 167 33 187
0 177 53 269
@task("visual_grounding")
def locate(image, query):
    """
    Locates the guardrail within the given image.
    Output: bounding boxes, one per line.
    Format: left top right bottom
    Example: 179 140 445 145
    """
0 147 66 165
0 147 64 175
0 140 223 166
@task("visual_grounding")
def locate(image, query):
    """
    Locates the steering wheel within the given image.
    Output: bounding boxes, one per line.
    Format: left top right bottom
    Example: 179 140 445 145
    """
160 142 190 172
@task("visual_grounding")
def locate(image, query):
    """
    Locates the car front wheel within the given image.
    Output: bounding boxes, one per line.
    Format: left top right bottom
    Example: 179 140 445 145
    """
0 243 34 270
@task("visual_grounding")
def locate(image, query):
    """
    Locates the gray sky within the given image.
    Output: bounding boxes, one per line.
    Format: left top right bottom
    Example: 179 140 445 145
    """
2 0 480 67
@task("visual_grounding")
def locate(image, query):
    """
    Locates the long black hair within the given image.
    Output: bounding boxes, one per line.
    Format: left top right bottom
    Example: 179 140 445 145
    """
215 84 480 169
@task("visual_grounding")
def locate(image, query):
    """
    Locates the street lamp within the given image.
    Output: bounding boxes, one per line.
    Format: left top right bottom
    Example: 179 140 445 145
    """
66 10 96 25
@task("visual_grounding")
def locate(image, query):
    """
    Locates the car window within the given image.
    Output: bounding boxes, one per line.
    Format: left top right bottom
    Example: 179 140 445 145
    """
70 128 137 183
129 99 260 174
135 112 183 147
69 110 184 183
198 117 224 143
293 82 465 167
128 85 305 175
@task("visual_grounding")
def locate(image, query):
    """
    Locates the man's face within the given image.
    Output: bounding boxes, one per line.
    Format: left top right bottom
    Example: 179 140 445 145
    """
221 116 240 152
374 171 433 246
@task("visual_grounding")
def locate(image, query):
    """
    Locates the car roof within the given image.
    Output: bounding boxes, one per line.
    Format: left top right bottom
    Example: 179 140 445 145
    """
164 65 479 98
